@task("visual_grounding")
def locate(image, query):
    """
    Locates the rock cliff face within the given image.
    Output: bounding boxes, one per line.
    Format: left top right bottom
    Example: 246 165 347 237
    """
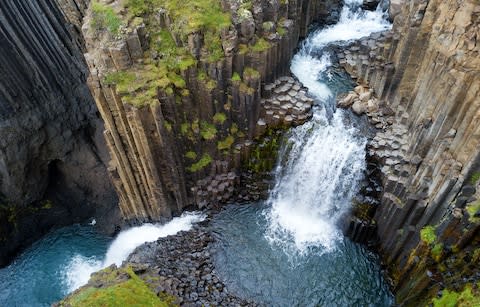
82 0 334 223
338 0 480 304
0 0 119 267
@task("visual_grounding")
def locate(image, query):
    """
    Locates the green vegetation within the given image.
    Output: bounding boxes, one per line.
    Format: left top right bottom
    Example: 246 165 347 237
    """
239 82 255 95
213 112 227 124
60 267 174 307
432 285 480 307
231 72 241 82
187 153 212 172
217 135 234 150
466 201 480 223
469 172 480 185
420 225 437 245
431 243 444 262
122 0 149 17
251 38 271 52
124 0 230 62
197 70 217 90
91 1 123 35
473 249 480 262
200 121 217 140
238 44 249 55
180 123 190 135
163 121 172 132
277 25 286 36
103 63 188 107
246 130 281 173
243 67 260 79
185 151 197 160
262 21 274 32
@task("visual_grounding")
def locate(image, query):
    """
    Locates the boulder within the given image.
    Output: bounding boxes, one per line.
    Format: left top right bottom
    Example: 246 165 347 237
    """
352 100 367 115
337 92 357 108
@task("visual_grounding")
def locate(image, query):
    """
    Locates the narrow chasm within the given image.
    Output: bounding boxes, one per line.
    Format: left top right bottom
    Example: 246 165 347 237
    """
2 0 480 306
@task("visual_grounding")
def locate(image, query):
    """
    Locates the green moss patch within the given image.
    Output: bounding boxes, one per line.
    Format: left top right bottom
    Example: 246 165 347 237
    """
231 72 241 82
200 121 217 140
466 201 480 223
432 285 480 307
187 153 212 172
420 225 437 245
185 151 197 160
217 135 235 150
243 67 260 79
213 112 227 124
60 267 175 307
251 38 271 52
469 172 480 185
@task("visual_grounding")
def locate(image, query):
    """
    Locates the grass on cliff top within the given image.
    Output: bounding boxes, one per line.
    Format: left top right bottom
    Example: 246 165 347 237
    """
61 267 174 307
104 61 188 107
91 1 123 35
124 0 230 62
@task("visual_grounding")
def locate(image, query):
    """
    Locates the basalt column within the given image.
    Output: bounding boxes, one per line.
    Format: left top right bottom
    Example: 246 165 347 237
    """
82 0 340 223
0 0 118 267
338 0 480 304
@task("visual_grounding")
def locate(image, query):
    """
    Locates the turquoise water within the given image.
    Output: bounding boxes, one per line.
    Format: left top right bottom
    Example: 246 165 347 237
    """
0 225 110 307
212 204 394 306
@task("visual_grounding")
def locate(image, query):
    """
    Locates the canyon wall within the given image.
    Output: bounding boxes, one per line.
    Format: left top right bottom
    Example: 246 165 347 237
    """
0 0 119 267
82 0 336 223
339 0 480 304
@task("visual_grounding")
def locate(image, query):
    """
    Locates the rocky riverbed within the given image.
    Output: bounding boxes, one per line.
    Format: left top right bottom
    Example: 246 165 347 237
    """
59 211 258 306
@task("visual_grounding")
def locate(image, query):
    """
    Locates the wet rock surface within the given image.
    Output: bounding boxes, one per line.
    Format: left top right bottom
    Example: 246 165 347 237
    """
259 76 314 132
124 218 259 306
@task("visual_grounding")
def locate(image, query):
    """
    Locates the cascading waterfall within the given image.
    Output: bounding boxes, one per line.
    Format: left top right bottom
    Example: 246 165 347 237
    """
264 0 391 257
0 211 205 306
64 212 206 292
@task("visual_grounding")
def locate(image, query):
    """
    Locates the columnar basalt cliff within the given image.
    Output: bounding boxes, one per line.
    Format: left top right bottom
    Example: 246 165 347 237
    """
82 0 331 223
338 0 480 304
0 0 119 267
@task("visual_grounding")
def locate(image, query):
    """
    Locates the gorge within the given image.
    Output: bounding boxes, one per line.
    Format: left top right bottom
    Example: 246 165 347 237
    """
0 0 479 306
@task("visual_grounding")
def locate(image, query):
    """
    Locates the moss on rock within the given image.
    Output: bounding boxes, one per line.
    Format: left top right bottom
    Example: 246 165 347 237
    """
58 266 177 307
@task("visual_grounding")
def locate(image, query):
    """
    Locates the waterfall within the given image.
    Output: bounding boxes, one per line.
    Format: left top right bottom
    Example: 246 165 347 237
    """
264 1 391 256
63 212 205 292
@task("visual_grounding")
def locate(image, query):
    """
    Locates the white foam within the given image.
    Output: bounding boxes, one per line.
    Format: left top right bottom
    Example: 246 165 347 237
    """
265 113 366 256
290 54 333 101
63 211 206 293
265 2 390 258
306 7 391 50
